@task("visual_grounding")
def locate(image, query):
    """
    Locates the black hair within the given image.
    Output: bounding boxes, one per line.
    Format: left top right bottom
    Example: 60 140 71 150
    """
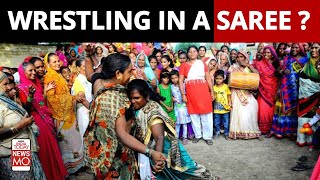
29 57 43 65
187 45 199 53
214 69 225 78
127 79 165 104
47 53 58 63
109 44 117 52
56 43 64 51
3 72 14 83
152 49 162 56
159 69 171 84
276 43 287 55
75 57 85 67
161 55 174 68
91 53 131 85
220 45 230 52
148 55 157 63
169 69 179 77
60 66 70 74
125 105 136 121
199 46 207 51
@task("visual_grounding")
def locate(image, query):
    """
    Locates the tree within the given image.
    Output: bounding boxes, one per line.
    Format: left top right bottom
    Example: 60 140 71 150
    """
173 42 200 53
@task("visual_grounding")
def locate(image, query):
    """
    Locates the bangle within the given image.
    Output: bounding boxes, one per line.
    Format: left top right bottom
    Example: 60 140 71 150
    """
10 126 18 134
145 147 150 157
27 96 33 103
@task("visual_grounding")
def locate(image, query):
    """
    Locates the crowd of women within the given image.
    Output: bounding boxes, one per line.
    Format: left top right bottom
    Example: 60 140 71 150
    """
0 42 319 179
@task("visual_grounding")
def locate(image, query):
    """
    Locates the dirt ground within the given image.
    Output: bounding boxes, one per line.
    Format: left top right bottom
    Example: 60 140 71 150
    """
184 136 319 180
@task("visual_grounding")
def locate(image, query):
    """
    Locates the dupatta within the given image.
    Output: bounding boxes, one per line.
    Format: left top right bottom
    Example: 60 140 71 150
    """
135 100 188 172
43 53 76 130
18 64 55 130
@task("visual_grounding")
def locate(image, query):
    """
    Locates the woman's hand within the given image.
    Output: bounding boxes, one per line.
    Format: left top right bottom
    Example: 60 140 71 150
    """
166 105 173 112
15 114 34 130
182 94 187 103
151 150 166 167
152 160 166 173
211 92 216 101
44 81 56 92
28 84 36 95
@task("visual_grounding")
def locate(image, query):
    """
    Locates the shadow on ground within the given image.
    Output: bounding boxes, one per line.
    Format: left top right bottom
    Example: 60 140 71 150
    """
184 137 319 180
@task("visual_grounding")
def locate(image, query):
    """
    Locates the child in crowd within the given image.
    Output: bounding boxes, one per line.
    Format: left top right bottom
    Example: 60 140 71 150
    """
208 58 218 85
213 70 232 140
60 66 72 90
157 70 176 122
170 70 191 145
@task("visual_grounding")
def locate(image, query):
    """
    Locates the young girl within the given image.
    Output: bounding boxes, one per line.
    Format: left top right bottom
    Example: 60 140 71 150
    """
170 70 191 145
157 70 176 122
161 55 175 72
208 58 218 85
213 70 232 140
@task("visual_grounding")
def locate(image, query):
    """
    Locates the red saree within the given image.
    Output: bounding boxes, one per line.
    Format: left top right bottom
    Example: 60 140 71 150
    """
18 64 68 180
253 58 278 134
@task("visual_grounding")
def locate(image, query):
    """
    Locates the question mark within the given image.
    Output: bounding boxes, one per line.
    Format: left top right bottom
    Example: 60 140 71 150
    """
298 11 310 30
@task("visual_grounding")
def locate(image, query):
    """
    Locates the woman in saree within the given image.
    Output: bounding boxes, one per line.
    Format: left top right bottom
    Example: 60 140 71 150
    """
297 43 320 147
253 46 280 135
71 58 93 140
43 53 86 175
269 43 307 139
0 71 46 180
18 62 68 180
135 52 157 88
84 53 166 180
228 52 261 140
127 79 218 180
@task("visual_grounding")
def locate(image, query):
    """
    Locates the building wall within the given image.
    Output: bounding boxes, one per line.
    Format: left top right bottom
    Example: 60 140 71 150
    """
0 44 56 68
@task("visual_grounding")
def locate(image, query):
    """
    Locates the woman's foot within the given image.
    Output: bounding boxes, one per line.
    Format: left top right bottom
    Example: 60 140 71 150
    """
265 132 274 138
205 139 213 145
182 138 188 145
192 138 201 143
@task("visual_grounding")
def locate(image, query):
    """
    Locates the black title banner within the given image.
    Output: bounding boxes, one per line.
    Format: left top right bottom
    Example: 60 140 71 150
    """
0 1 214 42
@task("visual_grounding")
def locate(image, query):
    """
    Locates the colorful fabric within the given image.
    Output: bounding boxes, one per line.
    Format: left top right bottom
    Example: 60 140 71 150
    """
56 51 68 67
298 73 320 117
213 83 231 114
253 57 278 134
271 87 298 136
0 152 46 180
134 100 213 180
43 53 85 174
179 60 212 114
311 155 320 180
303 58 320 80
18 64 68 180
43 53 76 130
297 57 320 145
159 84 176 122
281 56 301 113
171 84 191 125
228 64 261 139
84 84 137 180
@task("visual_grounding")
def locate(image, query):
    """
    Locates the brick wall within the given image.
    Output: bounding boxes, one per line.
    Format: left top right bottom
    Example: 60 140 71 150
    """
0 43 56 68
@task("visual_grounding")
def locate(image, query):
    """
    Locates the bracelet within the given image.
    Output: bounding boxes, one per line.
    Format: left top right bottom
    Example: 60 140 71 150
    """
27 96 33 103
145 147 150 157
145 147 154 157
10 126 18 134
